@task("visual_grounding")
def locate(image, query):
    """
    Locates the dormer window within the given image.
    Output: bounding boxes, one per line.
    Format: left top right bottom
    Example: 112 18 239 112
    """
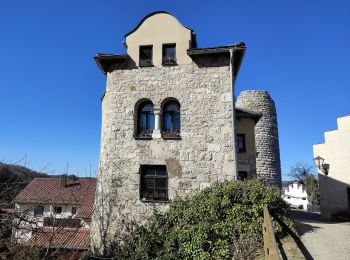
139 45 153 67
162 44 176 65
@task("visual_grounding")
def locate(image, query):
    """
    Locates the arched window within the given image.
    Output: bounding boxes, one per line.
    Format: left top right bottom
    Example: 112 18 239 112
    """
162 100 180 138
137 101 154 138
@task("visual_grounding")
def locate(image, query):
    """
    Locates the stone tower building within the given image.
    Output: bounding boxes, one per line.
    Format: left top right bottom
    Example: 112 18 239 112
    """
236 90 282 187
91 11 281 252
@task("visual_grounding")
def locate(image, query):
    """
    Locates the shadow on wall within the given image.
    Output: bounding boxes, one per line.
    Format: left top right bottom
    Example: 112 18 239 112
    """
318 174 350 220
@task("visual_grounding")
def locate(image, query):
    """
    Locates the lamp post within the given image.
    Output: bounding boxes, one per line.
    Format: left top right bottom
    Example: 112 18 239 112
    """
313 155 329 175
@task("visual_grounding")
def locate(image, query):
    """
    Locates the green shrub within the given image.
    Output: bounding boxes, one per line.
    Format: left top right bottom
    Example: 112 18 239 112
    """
113 180 295 260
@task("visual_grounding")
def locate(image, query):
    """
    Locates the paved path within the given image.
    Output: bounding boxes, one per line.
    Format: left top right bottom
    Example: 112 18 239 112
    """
292 210 350 260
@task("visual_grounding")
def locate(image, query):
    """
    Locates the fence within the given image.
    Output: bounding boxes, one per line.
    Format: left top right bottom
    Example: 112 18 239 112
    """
262 207 281 260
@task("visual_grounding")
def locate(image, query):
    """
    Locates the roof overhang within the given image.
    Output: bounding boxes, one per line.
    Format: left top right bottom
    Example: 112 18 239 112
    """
236 108 262 123
94 54 128 75
187 42 246 78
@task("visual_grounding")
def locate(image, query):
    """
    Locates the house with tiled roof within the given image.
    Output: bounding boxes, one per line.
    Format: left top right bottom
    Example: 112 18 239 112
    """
12 176 96 250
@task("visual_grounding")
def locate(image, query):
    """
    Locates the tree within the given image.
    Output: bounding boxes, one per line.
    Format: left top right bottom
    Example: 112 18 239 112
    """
288 162 320 205
288 162 313 184
304 175 320 205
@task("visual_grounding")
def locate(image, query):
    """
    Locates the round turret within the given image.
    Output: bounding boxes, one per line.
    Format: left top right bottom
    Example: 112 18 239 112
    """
236 90 282 187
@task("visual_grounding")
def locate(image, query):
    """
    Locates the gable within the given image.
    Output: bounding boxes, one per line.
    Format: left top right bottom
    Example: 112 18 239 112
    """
125 11 195 66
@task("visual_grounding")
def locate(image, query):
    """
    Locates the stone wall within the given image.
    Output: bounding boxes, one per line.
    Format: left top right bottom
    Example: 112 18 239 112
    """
236 90 282 187
91 61 236 252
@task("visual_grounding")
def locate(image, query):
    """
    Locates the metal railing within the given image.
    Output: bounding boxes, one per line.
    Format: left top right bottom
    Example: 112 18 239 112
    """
262 207 281 260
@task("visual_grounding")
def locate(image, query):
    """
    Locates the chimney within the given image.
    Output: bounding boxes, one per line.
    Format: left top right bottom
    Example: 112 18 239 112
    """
61 174 67 188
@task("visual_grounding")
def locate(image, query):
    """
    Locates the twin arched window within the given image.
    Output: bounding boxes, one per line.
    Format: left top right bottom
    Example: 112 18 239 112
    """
135 99 181 139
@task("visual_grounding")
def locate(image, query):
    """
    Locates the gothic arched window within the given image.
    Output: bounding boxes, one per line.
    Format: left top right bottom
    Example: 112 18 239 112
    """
137 101 154 138
162 100 180 138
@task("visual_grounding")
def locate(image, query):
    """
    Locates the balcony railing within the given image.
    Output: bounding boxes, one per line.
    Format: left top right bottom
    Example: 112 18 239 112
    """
43 217 81 228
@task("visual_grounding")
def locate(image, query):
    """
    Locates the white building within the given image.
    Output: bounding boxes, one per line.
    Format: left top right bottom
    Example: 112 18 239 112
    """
313 115 350 219
283 182 308 210
13 176 96 250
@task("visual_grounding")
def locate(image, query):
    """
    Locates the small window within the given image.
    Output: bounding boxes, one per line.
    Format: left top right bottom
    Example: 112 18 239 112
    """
236 134 246 153
302 198 307 200
54 206 62 214
140 165 168 202
71 207 77 215
162 44 176 65
34 206 44 216
162 100 180 138
136 101 154 138
238 171 247 181
139 46 153 67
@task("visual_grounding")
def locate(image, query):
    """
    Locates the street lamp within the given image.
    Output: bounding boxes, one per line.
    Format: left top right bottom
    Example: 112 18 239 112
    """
313 155 329 175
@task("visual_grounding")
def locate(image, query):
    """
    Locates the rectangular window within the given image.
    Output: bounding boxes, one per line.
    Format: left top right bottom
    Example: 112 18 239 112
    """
140 165 168 202
162 44 176 65
238 171 247 181
71 207 77 215
54 206 62 214
236 134 246 153
139 45 153 67
34 206 44 216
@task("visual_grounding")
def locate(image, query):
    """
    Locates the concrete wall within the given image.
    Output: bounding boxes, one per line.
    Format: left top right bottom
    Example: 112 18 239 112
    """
125 12 193 66
313 115 350 219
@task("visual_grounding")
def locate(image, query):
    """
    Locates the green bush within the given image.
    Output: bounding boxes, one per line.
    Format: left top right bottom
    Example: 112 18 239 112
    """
113 180 295 260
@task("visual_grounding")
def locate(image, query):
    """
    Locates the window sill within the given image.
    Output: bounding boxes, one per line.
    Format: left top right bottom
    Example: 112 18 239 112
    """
162 62 178 66
140 199 170 204
162 136 182 140
134 136 153 140
139 64 154 68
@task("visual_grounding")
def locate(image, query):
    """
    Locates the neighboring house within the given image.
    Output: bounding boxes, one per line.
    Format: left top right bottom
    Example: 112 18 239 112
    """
313 115 350 219
283 182 308 210
91 11 282 251
13 176 96 251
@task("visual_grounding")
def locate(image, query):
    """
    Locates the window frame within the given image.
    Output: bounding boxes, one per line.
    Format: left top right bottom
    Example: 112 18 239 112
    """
236 134 246 153
162 43 177 66
34 205 44 217
238 171 247 181
140 165 168 202
139 45 153 67
53 206 62 214
162 99 181 139
135 101 154 139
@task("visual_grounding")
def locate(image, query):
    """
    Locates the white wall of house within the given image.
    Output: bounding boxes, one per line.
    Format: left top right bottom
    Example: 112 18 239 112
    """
13 203 90 243
313 115 350 219
283 182 308 210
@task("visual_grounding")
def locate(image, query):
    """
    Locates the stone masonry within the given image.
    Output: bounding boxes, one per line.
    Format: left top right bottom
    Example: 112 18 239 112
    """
236 90 282 187
91 61 236 252
91 11 282 254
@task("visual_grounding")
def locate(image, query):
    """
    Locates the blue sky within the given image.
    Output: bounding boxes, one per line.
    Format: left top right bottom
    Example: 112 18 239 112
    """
0 1 349 178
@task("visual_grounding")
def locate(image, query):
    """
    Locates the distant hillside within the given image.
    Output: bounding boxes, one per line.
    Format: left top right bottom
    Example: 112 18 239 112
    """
0 163 47 206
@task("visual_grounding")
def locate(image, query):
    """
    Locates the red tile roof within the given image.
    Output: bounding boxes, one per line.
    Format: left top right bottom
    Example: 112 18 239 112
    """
26 227 90 249
14 178 96 219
